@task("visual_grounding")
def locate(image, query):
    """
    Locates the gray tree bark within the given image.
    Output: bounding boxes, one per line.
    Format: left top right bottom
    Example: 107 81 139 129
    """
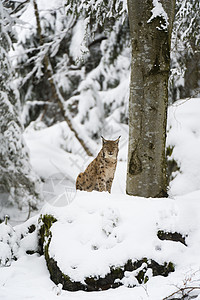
126 0 176 197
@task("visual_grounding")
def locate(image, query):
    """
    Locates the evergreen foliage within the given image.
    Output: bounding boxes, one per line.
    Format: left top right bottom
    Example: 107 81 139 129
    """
11 0 130 142
1 0 199 203
170 0 200 102
0 2 41 209
11 0 200 139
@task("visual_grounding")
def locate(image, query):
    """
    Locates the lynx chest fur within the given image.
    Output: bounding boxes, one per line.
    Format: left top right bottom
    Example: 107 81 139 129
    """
76 136 120 193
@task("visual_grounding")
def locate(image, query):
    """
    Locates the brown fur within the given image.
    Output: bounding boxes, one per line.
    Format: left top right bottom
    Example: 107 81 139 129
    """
76 136 121 193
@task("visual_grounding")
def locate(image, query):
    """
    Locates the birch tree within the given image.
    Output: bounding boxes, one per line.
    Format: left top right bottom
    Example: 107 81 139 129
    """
126 0 176 197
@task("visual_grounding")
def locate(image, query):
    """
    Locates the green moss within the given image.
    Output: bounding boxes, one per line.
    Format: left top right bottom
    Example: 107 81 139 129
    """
28 224 36 233
38 215 175 291
166 262 175 273
136 270 146 284
38 214 57 255
26 250 35 255
144 276 149 284
166 145 181 185
166 145 174 157
157 230 187 246
38 214 85 291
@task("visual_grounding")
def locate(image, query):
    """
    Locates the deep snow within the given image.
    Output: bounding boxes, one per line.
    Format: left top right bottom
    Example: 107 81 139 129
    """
1 98 200 299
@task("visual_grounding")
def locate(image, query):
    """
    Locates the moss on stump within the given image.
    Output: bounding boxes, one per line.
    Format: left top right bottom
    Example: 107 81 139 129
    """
38 214 175 291
157 230 187 246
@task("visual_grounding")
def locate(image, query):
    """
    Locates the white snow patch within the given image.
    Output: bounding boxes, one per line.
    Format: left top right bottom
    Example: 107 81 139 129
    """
167 98 200 196
1 97 200 299
38 191 198 285
147 0 169 30
69 19 89 61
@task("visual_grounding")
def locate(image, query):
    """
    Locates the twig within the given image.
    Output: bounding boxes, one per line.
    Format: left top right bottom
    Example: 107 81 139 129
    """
163 286 200 300
33 0 94 157
172 88 200 107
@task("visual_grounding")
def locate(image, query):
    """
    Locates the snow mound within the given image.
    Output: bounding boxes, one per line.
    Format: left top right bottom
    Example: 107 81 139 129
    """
0 220 18 267
40 190 200 286
167 98 200 196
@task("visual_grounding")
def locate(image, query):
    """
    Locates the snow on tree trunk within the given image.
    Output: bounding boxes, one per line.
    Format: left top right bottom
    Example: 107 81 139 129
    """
0 2 41 209
126 0 176 197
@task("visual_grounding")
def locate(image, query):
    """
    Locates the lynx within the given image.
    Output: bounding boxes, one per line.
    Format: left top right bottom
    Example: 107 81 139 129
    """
76 136 121 193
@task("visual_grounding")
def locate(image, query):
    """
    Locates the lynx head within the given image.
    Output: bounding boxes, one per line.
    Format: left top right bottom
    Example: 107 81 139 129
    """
101 136 121 160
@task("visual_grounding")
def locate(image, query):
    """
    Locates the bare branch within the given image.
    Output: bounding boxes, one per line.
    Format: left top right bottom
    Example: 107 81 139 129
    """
163 286 200 300
32 0 94 157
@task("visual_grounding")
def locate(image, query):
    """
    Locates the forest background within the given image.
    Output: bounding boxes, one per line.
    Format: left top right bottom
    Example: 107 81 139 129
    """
0 1 200 299
0 0 199 213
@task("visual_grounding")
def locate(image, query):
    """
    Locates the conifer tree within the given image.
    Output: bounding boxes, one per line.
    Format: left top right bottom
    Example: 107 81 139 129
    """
12 0 130 144
0 2 41 210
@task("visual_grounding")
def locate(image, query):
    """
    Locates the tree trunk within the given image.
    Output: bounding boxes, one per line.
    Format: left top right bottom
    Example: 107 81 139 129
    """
126 0 176 197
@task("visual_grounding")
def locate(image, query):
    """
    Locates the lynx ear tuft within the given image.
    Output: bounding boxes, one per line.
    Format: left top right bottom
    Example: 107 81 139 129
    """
101 136 108 144
101 136 106 144
114 135 121 143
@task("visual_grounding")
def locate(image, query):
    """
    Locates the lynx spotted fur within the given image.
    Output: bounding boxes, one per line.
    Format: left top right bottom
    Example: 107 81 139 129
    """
76 136 120 193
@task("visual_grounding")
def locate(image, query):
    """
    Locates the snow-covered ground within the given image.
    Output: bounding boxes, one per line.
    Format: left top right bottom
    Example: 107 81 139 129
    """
1 98 200 300
167 98 200 196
